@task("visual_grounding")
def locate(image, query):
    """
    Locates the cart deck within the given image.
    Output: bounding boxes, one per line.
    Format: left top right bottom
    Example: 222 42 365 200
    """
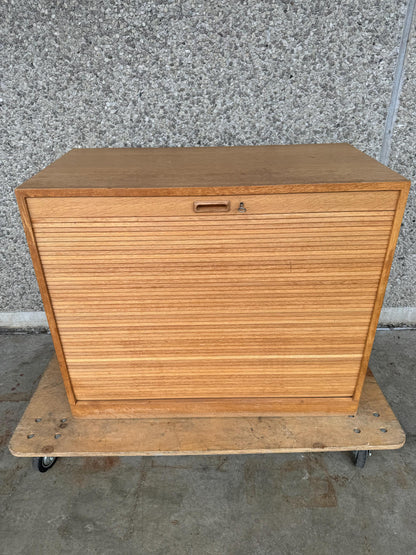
9 355 405 461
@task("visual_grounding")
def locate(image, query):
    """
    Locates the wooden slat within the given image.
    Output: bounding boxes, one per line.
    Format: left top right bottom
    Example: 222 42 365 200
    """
32 212 395 225
36 239 390 249
31 210 397 221
63 345 364 355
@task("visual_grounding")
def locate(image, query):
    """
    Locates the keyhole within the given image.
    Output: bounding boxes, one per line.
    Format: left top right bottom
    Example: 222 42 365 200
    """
238 202 247 213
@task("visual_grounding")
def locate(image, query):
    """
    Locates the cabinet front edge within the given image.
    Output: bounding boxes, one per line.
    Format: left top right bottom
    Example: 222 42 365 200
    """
15 180 411 198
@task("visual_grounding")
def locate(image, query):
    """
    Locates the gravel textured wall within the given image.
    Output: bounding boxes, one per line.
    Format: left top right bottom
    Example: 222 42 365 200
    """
1 0 415 313
385 17 416 308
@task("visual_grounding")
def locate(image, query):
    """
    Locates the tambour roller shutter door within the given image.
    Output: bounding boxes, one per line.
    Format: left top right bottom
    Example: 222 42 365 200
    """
27 192 397 402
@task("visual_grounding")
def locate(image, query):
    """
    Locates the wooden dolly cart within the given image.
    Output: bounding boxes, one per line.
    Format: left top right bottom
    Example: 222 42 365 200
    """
9 355 405 472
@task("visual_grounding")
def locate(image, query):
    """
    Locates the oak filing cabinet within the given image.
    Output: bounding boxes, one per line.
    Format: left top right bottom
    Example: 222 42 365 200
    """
15 144 410 418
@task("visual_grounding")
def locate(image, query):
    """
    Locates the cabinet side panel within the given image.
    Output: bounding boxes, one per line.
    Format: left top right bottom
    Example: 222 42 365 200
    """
353 184 411 400
15 192 76 405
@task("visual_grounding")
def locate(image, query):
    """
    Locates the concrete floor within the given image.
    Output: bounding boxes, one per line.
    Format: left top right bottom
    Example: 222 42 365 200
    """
0 330 415 555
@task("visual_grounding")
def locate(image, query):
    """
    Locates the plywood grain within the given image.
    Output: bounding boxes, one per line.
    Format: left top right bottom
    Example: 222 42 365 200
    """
8 356 405 455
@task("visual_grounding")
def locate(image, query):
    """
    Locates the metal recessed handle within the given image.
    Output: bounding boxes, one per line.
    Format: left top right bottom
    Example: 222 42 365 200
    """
193 200 230 213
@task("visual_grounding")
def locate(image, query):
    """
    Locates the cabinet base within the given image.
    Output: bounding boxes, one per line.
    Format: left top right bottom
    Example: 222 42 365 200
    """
9 353 405 458
73 394 358 419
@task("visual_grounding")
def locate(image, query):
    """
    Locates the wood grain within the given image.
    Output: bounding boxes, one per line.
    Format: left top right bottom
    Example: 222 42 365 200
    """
353 185 411 401
31 205 392 404
15 144 410 417
27 191 398 218
8 356 406 455
16 144 407 194
14 196 76 405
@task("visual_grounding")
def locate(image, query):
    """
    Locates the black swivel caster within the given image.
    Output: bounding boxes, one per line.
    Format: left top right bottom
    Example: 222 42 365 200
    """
353 450 370 468
32 456 58 473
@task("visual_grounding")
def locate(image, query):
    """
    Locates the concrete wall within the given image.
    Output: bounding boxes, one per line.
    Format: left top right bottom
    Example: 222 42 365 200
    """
1 1 415 325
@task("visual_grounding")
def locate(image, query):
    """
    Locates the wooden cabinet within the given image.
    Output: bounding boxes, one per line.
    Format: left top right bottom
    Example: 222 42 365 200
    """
16 144 410 418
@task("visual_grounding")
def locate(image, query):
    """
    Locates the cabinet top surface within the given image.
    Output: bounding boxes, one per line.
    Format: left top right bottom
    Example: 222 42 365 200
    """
17 143 408 193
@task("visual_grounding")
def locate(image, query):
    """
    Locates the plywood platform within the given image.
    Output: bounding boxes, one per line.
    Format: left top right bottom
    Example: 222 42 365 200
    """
9 355 405 458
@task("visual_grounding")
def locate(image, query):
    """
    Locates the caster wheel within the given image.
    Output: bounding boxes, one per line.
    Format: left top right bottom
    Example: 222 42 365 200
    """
32 456 58 473
353 450 370 468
